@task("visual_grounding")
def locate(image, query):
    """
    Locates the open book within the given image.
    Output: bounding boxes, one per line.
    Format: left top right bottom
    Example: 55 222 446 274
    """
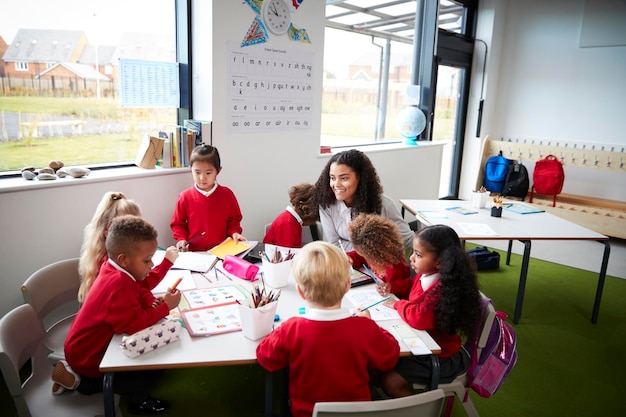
179 285 249 337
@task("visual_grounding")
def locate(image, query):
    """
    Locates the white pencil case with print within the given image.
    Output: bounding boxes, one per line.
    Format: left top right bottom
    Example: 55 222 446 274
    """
120 319 181 358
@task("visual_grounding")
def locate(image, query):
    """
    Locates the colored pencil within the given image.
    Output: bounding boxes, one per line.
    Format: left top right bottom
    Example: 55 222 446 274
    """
360 296 391 312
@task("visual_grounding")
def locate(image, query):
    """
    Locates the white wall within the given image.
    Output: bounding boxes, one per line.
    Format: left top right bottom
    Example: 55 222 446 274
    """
460 0 626 202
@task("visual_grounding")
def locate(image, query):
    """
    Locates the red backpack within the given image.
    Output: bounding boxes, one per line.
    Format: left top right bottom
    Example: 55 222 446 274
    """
530 154 564 207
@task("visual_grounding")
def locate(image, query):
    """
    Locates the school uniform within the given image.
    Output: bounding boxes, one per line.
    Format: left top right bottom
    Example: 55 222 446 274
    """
346 251 412 299
263 206 303 248
393 273 469 383
256 308 399 417
170 184 243 251
65 258 173 378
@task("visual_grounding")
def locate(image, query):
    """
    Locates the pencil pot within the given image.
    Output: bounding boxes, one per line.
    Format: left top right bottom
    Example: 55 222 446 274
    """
262 258 293 288
472 192 488 209
491 207 503 217
238 301 278 340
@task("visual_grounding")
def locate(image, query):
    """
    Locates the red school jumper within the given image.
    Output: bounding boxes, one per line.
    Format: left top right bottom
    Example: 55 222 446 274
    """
347 251 412 299
263 209 303 248
64 258 173 377
393 275 461 358
256 311 400 417
170 185 243 251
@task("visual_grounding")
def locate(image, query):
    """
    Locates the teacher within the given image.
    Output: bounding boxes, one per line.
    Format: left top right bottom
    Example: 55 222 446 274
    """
313 149 414 251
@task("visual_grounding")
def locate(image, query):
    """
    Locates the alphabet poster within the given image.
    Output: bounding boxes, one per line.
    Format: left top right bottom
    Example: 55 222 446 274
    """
228 42 313 132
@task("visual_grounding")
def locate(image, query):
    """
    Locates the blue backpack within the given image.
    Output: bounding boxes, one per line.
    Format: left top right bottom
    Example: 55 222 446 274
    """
483 152 513 194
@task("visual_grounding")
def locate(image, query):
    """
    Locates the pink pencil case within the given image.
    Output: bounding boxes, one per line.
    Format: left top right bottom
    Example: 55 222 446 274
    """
222 255 259 281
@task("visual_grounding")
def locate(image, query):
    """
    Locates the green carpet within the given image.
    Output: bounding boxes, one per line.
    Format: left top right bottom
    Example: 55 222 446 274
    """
2 248 625 416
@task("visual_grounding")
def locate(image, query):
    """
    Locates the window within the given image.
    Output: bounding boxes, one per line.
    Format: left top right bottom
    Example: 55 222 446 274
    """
323 0 474 150
0 0 179 173
323 0 477 199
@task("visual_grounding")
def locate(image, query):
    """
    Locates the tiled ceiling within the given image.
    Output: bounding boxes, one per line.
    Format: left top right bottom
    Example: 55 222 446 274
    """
326 0 463 44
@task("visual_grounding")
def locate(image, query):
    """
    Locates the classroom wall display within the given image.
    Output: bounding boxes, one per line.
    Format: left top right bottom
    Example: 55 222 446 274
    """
119 59 180 108
228 41 313 132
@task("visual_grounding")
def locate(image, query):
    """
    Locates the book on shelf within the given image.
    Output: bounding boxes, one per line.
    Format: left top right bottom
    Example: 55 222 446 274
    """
184 119 212 147
504 203 545 214
179 285 249 337
134 135 165 169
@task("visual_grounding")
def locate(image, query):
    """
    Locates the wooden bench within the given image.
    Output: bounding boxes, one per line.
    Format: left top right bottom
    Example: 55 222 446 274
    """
20 120 84 138
477 136 626 239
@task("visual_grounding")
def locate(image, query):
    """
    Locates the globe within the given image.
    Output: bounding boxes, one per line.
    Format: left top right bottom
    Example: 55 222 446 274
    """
396 106 426 145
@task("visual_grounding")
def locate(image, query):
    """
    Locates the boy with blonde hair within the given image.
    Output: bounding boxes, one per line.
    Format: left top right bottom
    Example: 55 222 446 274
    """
256 241 399 417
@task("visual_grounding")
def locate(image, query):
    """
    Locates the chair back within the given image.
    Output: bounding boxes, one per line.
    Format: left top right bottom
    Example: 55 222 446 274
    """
473 293 498 360
21 258 81 330
312 389 445 417
0 304 45 400
0 304 122 417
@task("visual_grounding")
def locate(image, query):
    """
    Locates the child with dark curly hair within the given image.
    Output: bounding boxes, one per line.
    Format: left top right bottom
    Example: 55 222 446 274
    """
263 183 319 248
347 213 412 299
381 224 481 398
312 149 413 251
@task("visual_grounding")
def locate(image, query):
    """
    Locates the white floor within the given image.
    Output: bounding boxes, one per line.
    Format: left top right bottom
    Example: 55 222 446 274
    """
470 237 626 279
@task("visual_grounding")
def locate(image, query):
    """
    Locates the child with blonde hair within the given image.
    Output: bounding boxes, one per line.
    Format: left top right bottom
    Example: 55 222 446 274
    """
256 241 399 417
348 213 412 299
77 192 142 303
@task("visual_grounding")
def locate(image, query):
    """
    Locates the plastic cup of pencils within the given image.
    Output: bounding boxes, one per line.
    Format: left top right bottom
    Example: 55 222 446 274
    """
471 191 488 209
262 258 293 288
238 301 278 340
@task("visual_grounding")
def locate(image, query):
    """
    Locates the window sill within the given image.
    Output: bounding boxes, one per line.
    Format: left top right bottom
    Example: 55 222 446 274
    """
319 140 446 156
0 165 188 195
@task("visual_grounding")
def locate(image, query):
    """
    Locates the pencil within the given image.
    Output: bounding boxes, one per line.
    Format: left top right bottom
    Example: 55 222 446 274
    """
216 267 232 281
169 277 183 293
338 240 354 273
185 231 206 246
362 264 383 286
200 272 213 284
158 246 167 251
360 296 391 312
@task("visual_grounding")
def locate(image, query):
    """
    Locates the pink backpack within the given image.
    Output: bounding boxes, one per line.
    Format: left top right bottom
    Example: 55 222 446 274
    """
467 296 518 398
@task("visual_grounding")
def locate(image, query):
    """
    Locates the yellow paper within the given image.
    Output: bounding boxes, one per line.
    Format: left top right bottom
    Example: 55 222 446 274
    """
208 238 251 259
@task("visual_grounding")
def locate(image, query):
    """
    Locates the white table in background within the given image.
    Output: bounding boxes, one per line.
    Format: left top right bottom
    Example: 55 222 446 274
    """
400 199 610 325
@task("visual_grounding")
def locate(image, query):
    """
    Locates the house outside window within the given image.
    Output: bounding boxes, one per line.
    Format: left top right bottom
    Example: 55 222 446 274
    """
0 0 178 173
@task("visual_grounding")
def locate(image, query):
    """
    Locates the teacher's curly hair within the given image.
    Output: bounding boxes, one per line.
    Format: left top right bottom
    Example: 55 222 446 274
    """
313 149 383 216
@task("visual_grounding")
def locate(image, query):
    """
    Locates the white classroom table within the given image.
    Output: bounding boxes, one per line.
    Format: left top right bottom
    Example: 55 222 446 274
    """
399 199 611 325
99 263 441 417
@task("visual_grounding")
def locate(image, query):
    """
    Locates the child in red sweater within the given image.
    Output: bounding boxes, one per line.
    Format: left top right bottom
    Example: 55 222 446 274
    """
53 215 181 414
347 213 412 299
256 241 400 417
381 225 481 398
263 183 318 248
170 144 246 251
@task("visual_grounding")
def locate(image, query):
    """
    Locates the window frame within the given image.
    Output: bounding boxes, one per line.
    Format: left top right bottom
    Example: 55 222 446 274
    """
0 0 191 178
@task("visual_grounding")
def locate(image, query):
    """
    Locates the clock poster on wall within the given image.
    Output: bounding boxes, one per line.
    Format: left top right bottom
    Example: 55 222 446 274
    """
241 0 310 47
228 41 313 133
